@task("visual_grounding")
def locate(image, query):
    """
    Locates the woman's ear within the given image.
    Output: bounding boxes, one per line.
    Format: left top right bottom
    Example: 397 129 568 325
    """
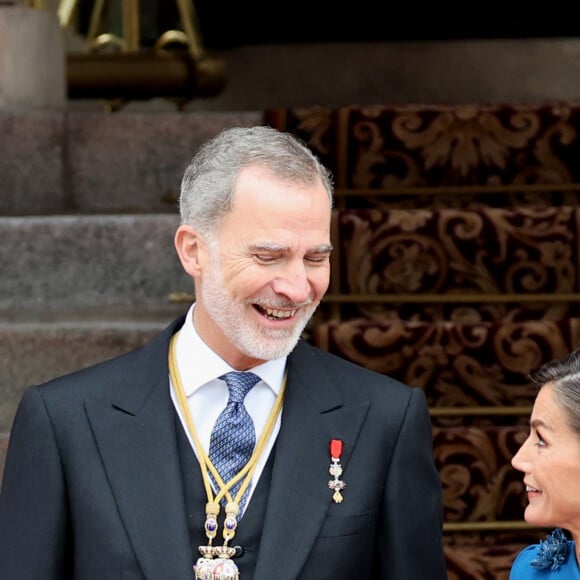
174 225 204 277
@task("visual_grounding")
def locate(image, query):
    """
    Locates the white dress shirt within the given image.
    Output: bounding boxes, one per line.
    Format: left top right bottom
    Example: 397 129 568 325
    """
170 304 286 509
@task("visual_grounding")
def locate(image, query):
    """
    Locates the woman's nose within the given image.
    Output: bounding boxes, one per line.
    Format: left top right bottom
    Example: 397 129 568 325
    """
511 441 529 472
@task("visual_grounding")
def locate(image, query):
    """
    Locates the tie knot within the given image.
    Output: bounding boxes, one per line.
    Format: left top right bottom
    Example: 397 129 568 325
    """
219 371 260 403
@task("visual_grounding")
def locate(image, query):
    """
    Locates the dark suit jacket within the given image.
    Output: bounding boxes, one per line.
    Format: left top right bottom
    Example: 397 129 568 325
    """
0 316 447 579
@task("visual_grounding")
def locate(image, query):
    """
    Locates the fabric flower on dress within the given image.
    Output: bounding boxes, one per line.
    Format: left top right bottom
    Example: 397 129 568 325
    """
530 528 571 571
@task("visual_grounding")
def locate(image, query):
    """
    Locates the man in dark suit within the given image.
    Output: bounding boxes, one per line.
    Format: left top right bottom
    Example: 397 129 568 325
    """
0 126 447 579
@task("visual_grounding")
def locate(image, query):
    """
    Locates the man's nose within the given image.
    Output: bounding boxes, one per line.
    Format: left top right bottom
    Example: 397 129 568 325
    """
271 263 311 303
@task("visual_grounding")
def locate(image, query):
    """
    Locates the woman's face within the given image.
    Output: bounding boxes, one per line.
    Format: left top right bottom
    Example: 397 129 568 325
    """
512 382 580 535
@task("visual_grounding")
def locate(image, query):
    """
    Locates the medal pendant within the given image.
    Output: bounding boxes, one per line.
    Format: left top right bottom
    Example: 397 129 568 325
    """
194 556 240 580
329 463 343 477
328 440 346 503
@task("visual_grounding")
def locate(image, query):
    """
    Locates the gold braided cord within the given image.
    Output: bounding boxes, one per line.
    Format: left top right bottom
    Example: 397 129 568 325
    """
169 332 286 508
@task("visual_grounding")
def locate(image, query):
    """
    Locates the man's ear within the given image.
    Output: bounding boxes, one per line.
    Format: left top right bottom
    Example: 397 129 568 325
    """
174 225 204 277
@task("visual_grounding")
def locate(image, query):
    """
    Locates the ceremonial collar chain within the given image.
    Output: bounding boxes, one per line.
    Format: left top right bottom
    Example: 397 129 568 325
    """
169 332 286 579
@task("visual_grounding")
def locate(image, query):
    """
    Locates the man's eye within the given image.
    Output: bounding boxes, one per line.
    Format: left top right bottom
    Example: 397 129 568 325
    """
255 254 277 263
307 255 329 264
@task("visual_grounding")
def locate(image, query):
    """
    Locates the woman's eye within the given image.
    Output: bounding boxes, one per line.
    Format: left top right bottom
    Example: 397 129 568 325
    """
534 432 546 448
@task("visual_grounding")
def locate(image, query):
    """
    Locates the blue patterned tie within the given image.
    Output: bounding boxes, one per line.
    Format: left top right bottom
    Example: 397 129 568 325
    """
208 371 260 512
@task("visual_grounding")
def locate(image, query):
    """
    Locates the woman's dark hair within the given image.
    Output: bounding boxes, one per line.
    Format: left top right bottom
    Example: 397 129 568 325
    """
530 347 580 435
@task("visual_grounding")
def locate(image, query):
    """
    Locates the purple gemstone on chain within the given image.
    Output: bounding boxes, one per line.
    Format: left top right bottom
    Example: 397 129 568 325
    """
205 519 218 532
225 517 237 530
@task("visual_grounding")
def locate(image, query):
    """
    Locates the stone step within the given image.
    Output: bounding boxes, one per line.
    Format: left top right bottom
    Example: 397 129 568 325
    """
0 213 192 435
0 214 193 312
0 110 261 215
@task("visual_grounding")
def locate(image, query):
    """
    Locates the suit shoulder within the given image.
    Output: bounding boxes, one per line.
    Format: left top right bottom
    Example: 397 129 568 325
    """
296 339 412 394
25 316 181 401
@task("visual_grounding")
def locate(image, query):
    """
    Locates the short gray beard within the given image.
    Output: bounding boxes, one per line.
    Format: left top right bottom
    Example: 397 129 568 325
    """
199 251 316 361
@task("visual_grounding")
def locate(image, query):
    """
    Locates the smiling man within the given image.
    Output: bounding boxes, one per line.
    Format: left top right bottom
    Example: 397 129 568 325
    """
175 162 333 367
0 126 447 580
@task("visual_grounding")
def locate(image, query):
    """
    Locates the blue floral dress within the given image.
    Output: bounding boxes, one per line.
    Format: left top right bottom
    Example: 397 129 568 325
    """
510 529 580 579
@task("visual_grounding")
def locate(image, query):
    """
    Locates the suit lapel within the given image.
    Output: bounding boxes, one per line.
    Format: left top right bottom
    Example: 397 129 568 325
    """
85 322 194 580
254 341 369 580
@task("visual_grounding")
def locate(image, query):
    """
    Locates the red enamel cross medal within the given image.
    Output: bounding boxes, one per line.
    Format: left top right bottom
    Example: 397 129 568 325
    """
328 438 346 503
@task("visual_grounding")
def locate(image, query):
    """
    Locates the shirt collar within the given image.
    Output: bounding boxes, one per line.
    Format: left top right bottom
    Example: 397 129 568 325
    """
175 304 287 396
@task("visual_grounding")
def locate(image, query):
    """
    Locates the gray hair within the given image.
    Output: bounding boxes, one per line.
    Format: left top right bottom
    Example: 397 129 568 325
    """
178 125 334 233
530 348 580 436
